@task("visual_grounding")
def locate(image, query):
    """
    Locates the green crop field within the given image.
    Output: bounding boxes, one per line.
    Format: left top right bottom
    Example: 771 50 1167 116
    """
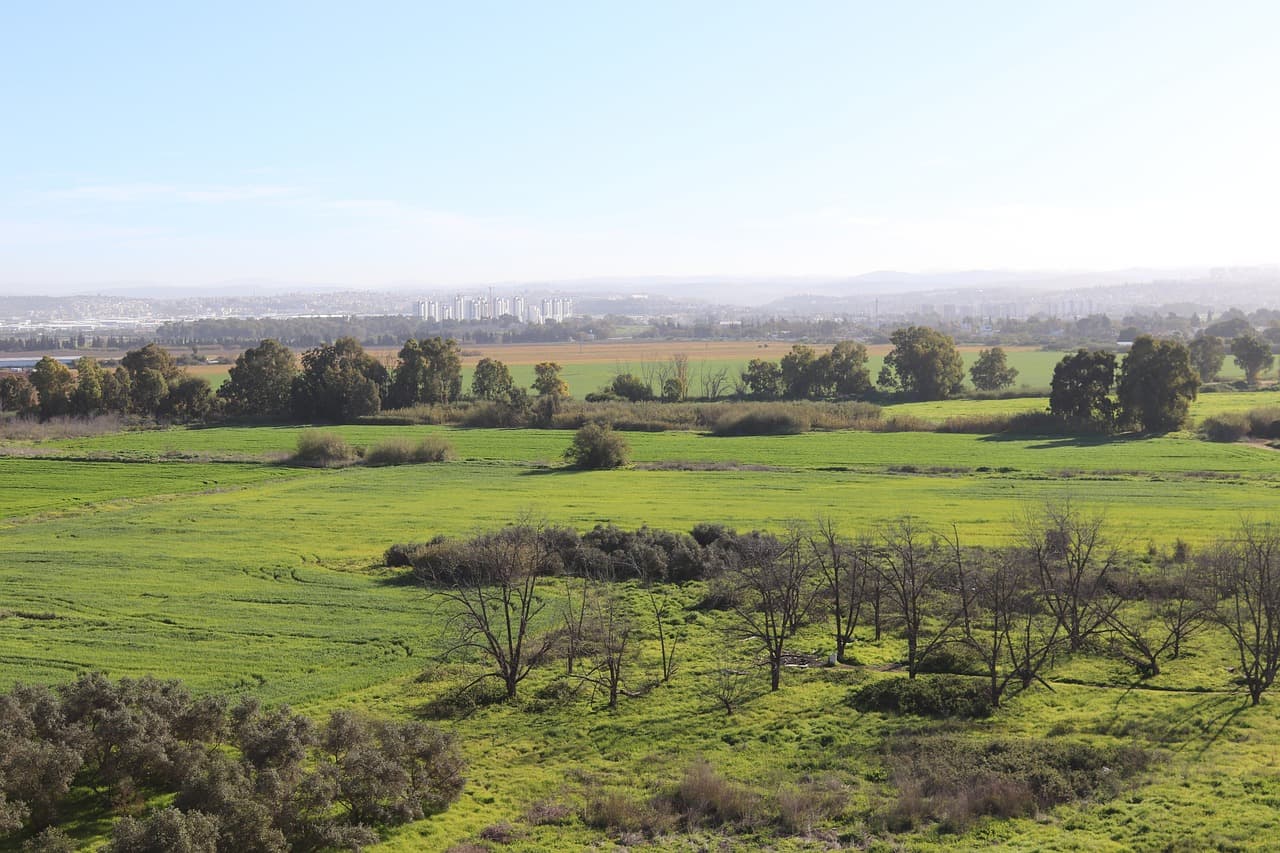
5 408 1280 850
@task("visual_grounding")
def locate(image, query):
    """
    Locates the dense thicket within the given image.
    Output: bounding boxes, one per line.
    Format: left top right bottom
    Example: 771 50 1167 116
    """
0 675 465 848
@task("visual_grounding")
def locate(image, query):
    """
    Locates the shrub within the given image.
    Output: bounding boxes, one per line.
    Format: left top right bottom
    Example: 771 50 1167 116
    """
523 799 574 826
710 405 810 436
849 675 993 718
564 423 630 469
291 430 356 466
878 735 1156 832
669 761 761 830
915 644 984 676
1246 406 1280 439
581 791 673 838
364 435 455 466
477 822 520 844
1201 413 1251 442
458 401 528 428
775 777 848 835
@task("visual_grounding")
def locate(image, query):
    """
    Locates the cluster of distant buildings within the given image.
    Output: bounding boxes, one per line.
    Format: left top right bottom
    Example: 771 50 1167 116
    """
411 293 574 324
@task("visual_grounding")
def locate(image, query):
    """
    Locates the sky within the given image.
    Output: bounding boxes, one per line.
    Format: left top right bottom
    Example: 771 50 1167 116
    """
2 1 1279 293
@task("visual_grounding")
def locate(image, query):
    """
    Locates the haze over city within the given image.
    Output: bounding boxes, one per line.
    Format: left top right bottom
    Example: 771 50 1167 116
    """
4 1 1279 295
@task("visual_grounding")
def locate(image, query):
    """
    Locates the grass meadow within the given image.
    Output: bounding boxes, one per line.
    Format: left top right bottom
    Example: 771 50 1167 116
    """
4 382 1280 848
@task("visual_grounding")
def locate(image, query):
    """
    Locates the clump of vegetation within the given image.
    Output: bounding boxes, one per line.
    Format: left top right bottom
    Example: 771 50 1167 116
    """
710 404 810 436
1201 412 1252 442
564 422 630 468
879 735 1156 832
0 674 466 847
850 675 993 718
364 435 455 465
1200 406 1280 442
291 430 358 466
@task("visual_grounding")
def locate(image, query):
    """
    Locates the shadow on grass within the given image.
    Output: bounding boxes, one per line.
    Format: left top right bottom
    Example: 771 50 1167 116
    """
978 431 1151 450
1103 687 1248 757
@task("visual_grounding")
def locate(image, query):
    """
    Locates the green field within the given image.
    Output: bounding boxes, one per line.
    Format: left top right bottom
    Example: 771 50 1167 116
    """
6 411 1280 849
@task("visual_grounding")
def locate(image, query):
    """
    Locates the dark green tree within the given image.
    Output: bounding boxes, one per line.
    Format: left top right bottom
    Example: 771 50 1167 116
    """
740 358 783 400
968 346 1019 391
607 372 653 402
389 337 462 407
218 339 297 418
70 356 106 416
1049 349 1116 424
162 377 216 423
1231 332 1275 385
292 337 388 421
0 373 39 415
470 357 515 402
1188 334 1225 383
780 345 823 399
1117 336 1198 432
880 326 965 400
817 340 872 397
121 344 184 416
29 357 73 418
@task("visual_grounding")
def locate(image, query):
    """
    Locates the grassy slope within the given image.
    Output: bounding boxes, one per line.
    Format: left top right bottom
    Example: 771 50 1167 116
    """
5 418 1280 849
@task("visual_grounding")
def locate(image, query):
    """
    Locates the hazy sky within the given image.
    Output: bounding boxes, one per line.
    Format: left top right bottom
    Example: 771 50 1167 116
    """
3 1 1278 291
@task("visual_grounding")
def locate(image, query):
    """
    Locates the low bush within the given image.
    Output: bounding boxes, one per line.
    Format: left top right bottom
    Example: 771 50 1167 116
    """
850 675 993 719
364 435 455 465
564 423 630 468
669 760 762 830
458 401 529 428
523 799 574 826
1201 413 1251 442
879 735 1155 832
1246 406 1280 439
915 644 984 676
581 791 674 838
291 430 357 466
710 405 810 436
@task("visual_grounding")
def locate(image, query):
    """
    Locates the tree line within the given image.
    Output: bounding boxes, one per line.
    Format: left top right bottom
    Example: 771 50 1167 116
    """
0 673 465 851
393 510 1280 713
0 344 216 422
3 326 1272 427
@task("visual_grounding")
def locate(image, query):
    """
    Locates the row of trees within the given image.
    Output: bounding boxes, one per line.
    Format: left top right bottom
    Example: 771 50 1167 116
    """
217 338 571 423
0 673 465 849
737 330 1020 403
0 345 214 421
1049 336 1199 432
400 510 1280 713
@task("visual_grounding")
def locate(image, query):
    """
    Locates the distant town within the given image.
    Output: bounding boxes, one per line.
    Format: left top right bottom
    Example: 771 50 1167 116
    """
2 265 1279 355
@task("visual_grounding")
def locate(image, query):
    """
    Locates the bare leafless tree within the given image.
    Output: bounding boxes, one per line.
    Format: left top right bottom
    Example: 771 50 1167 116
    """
699 365 731 400
877 519 965 678
648 586 680 684
560 574 591 677
1214 522 1280 705
703 663 755 715
963 550 1062 707
428 523 561 701
576 580 635 710
807 519 873 663
727 530 822 691
1102 563 1211 677
1020 501 1121 652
